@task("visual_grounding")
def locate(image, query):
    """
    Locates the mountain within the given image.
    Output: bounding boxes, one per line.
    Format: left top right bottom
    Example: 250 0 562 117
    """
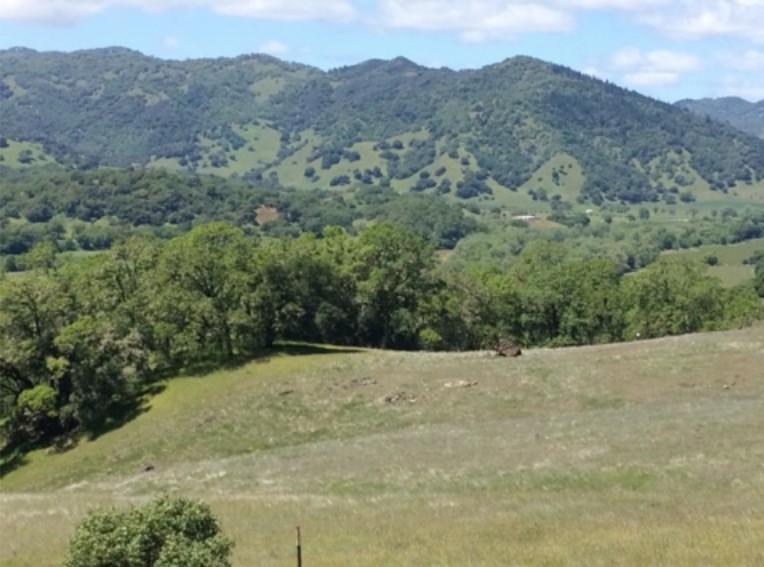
2 47 764 205
676 97 764 139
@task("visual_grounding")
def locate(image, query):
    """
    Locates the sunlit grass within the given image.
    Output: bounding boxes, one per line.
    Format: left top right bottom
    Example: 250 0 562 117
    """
0 139 57 168
2 326 763 566
661 237 763 287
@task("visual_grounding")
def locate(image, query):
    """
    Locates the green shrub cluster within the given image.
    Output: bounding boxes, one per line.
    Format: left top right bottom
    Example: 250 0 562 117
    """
64 495 233 567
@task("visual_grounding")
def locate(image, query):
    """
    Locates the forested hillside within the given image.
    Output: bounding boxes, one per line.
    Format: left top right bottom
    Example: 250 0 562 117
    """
0 167 479 256
3 164 763 274
2 48 764 206
677 97 764 139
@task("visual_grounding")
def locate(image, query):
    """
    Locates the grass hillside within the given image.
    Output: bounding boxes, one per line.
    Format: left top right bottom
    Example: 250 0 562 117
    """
3 327 763 566
661 237 764 287
0 139 60 168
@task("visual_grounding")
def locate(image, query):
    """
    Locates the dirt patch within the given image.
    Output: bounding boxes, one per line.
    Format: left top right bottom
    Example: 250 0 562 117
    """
255 205 279 224
384 391 417 405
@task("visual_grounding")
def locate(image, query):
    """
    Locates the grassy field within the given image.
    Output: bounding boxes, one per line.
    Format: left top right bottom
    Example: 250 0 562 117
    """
661 237 764 287
2 327 763 566
0 139 59 168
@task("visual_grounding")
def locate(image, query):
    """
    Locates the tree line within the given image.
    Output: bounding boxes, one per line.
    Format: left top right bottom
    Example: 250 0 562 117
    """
0 167 480 258
1 222 761 456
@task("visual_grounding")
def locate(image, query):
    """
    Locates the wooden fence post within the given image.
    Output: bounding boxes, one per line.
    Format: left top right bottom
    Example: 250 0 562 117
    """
296 526 302 567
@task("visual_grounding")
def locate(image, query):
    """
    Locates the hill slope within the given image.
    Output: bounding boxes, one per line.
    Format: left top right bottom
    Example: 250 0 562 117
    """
2 326 763 566
677 97 764 139
2 48 764 206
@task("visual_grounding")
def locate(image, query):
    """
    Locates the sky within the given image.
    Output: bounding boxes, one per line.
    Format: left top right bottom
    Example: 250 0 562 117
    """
1 0 763 103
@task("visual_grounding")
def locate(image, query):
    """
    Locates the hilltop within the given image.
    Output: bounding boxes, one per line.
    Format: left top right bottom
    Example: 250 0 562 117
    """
677 97 764 139
2 48 764 207
2 326 763 566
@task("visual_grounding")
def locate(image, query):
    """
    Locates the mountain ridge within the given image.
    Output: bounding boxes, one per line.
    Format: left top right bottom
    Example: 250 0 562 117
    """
2 47 764 206
676 96 764 139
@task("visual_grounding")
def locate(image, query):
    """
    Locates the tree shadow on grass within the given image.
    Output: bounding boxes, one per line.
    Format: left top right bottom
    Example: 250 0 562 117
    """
84 381 167 441
0 445 29 478
0 381 169 477
255 342 363 363
168 343 363 377
1 344 362 475
88 344 361 438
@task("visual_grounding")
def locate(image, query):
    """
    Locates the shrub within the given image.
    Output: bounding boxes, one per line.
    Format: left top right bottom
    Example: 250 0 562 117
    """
329 174 351 187
63 495 233 567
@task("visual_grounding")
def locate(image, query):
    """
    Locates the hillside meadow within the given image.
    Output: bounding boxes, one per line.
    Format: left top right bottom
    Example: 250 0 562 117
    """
661 237 764 287
2 325 763 566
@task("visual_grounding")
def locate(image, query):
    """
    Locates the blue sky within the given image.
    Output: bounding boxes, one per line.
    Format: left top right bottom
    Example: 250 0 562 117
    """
1 1 763 102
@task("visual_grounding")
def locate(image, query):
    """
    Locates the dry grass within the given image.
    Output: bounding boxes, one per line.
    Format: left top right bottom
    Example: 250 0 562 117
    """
2 326 763 566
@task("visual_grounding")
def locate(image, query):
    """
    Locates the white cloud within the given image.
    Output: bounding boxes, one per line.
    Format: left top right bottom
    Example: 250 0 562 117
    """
3 0 764 47
718 75 764 100
213 0 356 21
714 51 764 100
609 47 701 86
162 35 181 51
611 47 643 69
377 1 572 41
373 0 764 43
637 0 764 42
623 71 680 87
563 0 668 9
0 0 357 25
0 0 105 24
718 49 764 70
257 39 289 56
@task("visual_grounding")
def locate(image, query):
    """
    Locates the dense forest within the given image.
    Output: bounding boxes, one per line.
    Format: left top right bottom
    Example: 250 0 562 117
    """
2 48 764 205
0 167 480 258
2 222 762 458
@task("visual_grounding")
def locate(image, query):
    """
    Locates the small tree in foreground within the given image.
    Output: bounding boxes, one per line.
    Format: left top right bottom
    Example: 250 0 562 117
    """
63 495 233 567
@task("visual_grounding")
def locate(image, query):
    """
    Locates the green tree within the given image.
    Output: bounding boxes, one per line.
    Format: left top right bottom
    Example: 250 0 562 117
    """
556 258 626 344
64 495 233 567
250 233 357 345
52 316 148 432
89 236 163 357
352 224 434 348
156 223 256 360
720 284 763 327
624 259 725 338
436 264 524 349
0 276 66 445
753 257 764 298
22 241 59 273
509 241 570 345
12 384 58 442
